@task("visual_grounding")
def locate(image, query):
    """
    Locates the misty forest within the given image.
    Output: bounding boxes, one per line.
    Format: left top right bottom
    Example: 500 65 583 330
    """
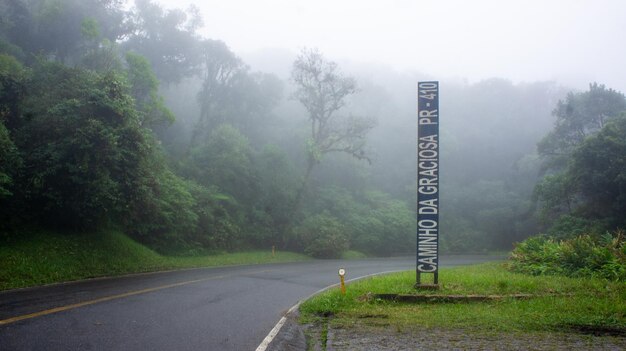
1 0 625 281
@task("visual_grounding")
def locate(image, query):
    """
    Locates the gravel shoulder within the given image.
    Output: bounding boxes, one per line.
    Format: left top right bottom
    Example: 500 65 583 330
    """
266 314 626 351
307 320 626 351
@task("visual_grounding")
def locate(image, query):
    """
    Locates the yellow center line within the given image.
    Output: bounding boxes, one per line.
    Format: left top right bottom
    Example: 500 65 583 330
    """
0 269 273 326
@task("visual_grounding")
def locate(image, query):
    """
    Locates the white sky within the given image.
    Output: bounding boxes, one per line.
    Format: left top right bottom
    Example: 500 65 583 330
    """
156 0 626 91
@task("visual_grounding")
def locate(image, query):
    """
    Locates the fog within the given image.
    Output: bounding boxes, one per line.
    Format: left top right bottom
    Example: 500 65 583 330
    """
157 0 626 92
2 0 624 255
147 0 623 251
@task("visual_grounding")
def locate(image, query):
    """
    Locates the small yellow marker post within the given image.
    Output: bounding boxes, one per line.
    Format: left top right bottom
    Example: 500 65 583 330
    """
338 268 346 295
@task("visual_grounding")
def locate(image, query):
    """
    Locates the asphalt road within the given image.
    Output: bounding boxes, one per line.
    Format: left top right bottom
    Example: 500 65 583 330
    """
0 255 497 350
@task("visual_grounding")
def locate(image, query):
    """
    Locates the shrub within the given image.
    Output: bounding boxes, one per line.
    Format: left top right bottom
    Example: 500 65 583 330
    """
293 213 349 258
509 230 626 281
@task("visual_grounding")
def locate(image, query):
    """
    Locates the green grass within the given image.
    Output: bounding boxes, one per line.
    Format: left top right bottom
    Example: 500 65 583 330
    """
300 263 626 334
0 230 309 291
340 250 368 259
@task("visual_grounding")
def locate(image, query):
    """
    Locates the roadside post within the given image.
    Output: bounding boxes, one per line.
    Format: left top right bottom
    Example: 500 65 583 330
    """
416 81 440 289
338 268 346 294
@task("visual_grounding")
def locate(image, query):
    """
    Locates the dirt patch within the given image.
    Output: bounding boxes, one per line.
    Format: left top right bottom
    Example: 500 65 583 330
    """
356 313 389 319
314 322 626 351
567 324 626 337
367 293 570 303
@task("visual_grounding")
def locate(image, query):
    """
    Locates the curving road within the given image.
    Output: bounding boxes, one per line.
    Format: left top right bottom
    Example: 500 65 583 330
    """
0 255 496 350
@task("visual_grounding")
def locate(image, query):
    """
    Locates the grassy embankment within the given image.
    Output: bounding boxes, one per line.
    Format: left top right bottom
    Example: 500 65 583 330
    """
340 250 368 260
300 262 626 335
0 230 309 291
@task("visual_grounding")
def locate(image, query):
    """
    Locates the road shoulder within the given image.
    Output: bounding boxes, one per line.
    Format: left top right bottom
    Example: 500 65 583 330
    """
297 320 626 351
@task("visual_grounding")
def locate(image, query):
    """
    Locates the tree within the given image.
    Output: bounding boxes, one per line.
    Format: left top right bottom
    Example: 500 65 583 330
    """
538 83 626 171
0 0 126 64
0 53 28 130
125 51 174 129
12 61 156 230
192 40 246 144
534 85 626 235
290 48 375 211
192 40 282 146
533 173 576 220
253 145 298 245
187 124 257 204
0 122 19 199
125 0 202 84
568 114 626 227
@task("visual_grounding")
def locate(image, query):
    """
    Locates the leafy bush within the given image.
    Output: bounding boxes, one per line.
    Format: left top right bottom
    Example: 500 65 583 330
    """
293 213 349 258
509 230 626 281
305 188 414 256
545 215 610 240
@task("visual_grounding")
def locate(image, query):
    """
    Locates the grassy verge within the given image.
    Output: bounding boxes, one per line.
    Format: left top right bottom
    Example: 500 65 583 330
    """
340 250 368 259
0 230 309 291
300 262 626 334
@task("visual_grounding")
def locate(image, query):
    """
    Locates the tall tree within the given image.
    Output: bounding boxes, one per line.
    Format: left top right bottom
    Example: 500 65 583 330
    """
192 39 246 144
534 84 626 233
192 40 282 146
538 83 626 171
568 114 626 227
11 62 154 230
125 0 202 84
0 0 126 64
125 51 174 129
290 48 375 211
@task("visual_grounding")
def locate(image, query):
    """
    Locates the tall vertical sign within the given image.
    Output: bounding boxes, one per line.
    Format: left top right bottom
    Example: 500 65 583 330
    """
416 81 439 286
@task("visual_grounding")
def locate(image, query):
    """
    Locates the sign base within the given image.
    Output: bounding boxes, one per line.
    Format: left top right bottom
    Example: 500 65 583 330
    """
413 283 440 290
416 271 439 289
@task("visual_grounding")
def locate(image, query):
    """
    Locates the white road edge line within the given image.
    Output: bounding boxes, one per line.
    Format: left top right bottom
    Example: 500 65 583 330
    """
255 270 405 351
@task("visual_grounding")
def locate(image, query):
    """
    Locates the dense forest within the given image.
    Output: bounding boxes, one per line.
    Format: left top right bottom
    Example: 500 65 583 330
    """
1 0 625 260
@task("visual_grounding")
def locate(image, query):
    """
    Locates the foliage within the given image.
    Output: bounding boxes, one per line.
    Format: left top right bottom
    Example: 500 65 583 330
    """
253 145 298 245
288 49 377 228
188 124 257 203
1 58 207 250
0 54 26 204
301 188 414 256
291 48 375 167
535 115 626 233
0 122 19 199
533 173 576 220
569 115 626 227
535 86 626 234
79 38 123 72
12 62 148 229
125 0 202 83
184 181 241 251
509 231 626 281
292 213 349 258
125 51 174 128
122 165 199 250
0 53 29 129
544 214 609 240
0 0 126 64
192 40 282 145
353 191 414 255
532 84 624 237
440 179 534 251
538 83 626 170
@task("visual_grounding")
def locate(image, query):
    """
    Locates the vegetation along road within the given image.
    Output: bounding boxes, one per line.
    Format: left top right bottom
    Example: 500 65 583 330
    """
0 256 495 350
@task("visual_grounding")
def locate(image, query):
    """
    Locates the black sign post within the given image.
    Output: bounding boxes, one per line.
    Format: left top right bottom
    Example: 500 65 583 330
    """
416 81 439 288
